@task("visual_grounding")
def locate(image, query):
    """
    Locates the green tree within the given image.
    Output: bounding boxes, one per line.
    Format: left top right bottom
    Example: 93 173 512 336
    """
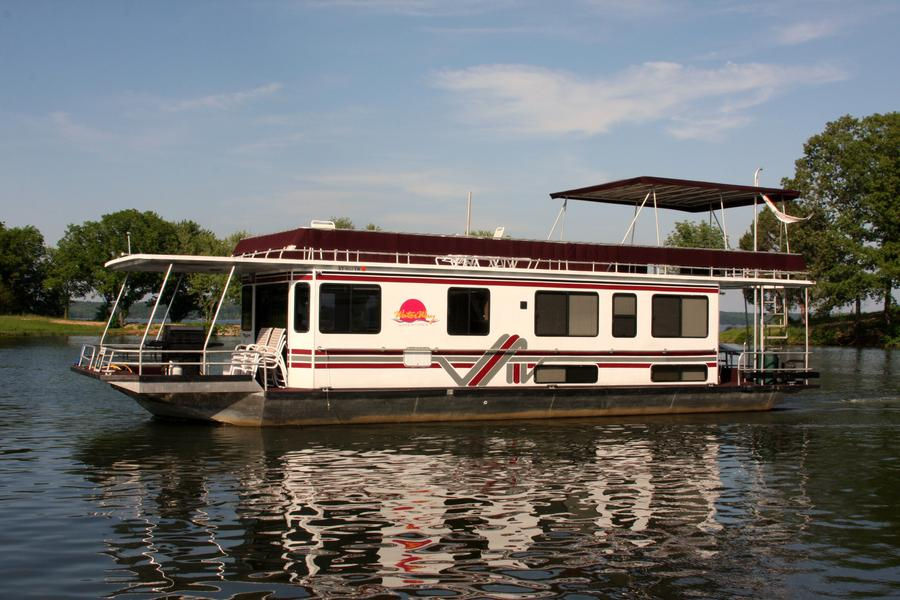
330 217 355 230
0 223 59 314
783 112 899 325
664 221 726 249
53 210 179 325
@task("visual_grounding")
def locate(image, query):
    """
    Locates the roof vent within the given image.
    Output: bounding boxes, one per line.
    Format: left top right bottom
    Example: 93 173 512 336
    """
310 220 336 230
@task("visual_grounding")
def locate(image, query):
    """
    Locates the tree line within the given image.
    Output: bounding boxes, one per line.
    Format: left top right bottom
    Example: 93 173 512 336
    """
0 209 248 325
2 112 895 328
664 112 897 327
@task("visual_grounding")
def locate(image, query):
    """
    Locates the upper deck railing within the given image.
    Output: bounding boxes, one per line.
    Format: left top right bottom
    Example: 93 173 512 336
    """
236 245 810 283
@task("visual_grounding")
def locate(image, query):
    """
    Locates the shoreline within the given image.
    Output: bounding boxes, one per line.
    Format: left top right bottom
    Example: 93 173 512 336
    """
2 314 895 348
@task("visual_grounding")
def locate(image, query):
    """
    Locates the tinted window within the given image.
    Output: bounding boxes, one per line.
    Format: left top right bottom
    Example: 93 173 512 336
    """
534 364 598 384
651 364 708 382
651 295 708 338
612 293 636 338
319 284 381 334
293 283 309 333
255 283 288 338
535 292 598 337
447 288 490 335
241 285 253 332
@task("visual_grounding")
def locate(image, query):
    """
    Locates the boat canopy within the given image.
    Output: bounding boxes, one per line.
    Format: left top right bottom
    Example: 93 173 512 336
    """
550 176 801 212
104 253 300 274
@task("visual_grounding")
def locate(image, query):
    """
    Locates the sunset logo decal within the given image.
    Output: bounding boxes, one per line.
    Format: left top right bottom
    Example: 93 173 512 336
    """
394 299 437 324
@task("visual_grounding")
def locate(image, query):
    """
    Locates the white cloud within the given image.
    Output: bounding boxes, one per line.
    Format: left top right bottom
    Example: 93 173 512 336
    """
297 169 477 200
667 115 751 141
433 61 846 140
305 0 510 17
232 132 305 155
773 19 840 45
48 111 115 145
163 83 283 112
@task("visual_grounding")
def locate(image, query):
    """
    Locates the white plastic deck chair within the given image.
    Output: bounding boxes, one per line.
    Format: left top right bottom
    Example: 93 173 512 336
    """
259 327 288 387
227 327 272 377
236 327 273 353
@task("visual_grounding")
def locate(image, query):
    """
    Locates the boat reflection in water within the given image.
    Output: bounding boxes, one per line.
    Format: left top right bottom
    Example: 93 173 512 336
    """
76 420 809 597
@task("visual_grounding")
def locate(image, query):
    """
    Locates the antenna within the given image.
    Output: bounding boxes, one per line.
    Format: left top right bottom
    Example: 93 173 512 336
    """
126 231 132 254
465 191 472 235
753 168 762 252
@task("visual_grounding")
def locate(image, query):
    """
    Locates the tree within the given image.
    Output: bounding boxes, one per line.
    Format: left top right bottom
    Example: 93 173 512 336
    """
664 221 726 249
330 217 355 230
0 223 60 314
783 112 899 325
53 210 179 324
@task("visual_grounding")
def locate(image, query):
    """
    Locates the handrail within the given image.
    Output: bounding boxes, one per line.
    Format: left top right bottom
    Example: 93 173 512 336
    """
236 246 810 282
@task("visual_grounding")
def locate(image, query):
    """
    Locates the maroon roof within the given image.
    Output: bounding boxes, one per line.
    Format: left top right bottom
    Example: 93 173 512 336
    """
233 228 806 274
551 176 801 212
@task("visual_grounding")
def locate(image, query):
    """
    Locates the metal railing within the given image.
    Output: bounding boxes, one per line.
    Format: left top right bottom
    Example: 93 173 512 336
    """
237 246 810 282
76 344 286 389
736 350 812 385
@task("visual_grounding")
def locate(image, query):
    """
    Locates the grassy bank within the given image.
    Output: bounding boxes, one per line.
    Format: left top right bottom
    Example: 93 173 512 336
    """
720 308 899 348
0 315 240 337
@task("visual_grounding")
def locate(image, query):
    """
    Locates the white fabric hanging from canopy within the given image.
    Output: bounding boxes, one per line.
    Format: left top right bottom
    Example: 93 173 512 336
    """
761 194 810 224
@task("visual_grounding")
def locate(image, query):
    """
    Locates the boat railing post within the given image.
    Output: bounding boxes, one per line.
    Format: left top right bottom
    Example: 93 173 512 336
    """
139 263 173 375
99 275 129 348
203 265 235 375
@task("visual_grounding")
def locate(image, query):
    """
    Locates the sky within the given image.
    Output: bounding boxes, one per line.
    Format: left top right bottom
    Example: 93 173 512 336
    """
1 0 898 251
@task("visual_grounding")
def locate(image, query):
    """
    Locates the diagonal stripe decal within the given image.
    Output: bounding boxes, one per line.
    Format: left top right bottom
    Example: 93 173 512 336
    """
434 334 527 387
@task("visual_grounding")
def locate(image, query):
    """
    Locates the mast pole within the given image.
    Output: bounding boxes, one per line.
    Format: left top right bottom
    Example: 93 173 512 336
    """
465 191 472 235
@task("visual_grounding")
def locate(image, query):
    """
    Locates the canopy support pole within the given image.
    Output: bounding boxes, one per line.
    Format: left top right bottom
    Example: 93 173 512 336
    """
139 264 172 375
621 191 652 245
140 264 172 351
546 199 568 240
203 266 235 374
155 274 183 341
653 189 660 246
719 193 729 248
99 275 128 346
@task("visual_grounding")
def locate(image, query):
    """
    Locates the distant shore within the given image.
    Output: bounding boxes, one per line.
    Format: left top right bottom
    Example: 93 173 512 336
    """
0 315 240 337
720 308 898 349
2 313 895 348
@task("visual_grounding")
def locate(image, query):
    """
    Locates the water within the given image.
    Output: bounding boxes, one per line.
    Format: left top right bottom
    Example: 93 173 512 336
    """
0 337 898 599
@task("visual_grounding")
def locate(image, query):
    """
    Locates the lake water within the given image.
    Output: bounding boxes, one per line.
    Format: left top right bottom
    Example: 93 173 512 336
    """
0 337 898 599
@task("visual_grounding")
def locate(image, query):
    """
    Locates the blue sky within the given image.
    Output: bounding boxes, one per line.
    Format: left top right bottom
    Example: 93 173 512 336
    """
1 0 897 249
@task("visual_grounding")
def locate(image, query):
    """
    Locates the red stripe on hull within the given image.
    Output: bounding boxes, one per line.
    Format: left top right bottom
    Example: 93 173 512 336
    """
469 335 520 387
318 273 716 294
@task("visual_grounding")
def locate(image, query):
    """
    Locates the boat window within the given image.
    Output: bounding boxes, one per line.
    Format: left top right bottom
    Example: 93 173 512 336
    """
651 364 708 382
255 283 288 339
447 288 490 336
651 295 708 338
535 291 598 337
241 285 253 332
293 283 309 333
534 364 598 384
612 293 637 338
319 284 381 334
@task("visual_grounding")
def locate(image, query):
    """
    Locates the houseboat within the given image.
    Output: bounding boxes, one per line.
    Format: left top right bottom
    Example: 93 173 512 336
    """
72 176 818 426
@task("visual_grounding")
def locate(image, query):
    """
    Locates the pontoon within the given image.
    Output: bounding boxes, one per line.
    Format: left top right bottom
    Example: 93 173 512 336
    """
72 176 818 426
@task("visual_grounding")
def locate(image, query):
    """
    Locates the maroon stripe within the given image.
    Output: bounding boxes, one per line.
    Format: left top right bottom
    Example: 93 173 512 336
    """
598 362 651 368
469 335 519 387
318 273 716 294
305 348 714 357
